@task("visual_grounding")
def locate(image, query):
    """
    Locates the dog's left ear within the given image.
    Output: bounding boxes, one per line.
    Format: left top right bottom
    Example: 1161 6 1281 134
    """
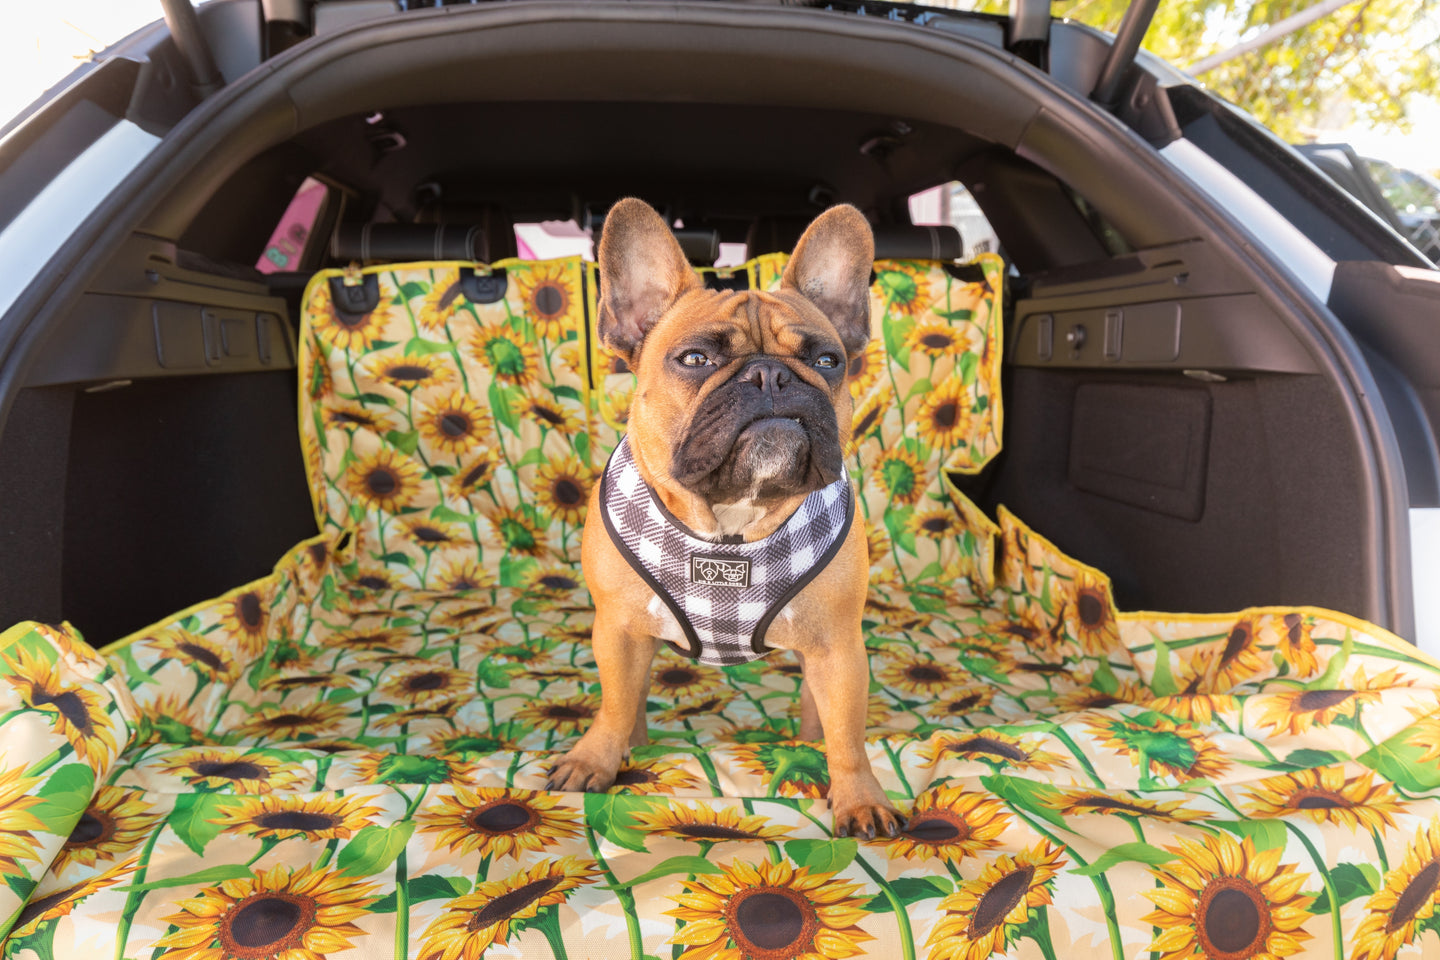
781 205 874 359
597 198 702 366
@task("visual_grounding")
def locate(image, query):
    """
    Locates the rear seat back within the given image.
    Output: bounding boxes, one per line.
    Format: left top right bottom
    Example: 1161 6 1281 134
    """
299 258 593 593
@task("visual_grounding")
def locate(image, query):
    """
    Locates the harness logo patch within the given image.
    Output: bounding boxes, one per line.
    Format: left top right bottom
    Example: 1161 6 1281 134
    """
689 555 751 588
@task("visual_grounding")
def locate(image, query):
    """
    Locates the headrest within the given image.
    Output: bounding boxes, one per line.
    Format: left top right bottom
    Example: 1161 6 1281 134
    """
332 219 517 263
873 224 963 261
748 218 963 262
746 216 810 257
673 228 720 265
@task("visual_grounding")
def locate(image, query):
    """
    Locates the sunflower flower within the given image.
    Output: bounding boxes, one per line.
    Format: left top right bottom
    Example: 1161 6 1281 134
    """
417 857 599 960
416 785 584 860
928 841 1068 960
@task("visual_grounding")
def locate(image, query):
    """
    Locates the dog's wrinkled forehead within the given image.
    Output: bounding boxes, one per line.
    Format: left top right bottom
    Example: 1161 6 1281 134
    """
595 198 874 368
656 289 845 360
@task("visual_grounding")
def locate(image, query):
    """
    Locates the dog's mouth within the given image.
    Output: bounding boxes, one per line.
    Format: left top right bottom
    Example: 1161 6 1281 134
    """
670 378 842 502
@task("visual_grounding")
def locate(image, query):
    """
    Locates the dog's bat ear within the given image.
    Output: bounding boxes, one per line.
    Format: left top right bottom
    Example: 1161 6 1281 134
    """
596 198 702 365
781 205 874 359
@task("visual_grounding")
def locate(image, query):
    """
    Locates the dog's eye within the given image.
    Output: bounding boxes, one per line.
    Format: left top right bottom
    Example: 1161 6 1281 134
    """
679 351 714 367
813 353 841 370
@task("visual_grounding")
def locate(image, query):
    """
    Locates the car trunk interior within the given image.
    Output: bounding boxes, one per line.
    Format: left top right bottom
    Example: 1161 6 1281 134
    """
0 12 1391 644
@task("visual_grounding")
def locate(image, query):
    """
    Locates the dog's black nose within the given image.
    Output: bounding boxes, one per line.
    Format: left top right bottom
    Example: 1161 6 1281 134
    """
738 358 792 396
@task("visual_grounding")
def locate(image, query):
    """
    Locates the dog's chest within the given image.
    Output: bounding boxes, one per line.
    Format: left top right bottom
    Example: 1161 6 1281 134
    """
643 593 795 653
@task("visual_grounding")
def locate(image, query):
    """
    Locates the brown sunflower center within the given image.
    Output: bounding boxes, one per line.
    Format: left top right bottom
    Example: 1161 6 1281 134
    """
1081 694 1123 708
14 885 82 932
943 694 983 713
905 664 946 683
550 478 583 505
728 886 818 955
1197 878 1269 958
1071 796 1156 817
530 403 565 426
365 468 398 496
411 525 449 543
33 688 94 733
1292 790 1347 810
1284 613 1304 642
1077 589 1106 628
467 801 539 835
461 462 493 489
853 404 882 437
179 642 226 671
904 812 968 843
659 668 699 687
468 877 561 931
239 593 264 629
614 768 658 786
533 283 567 318
335 310 371 330
221 892 317 957
545 705 589 720
537 574 579 591
253 811 343 832
1294 690 1353 712
358 575 391 590
384 364 433 383
192 760 268 782
331 410 374 427
262 713 311 728
920 332 953 349
440 413 471 437
920 516 953 533
951 737 1027 762
930 402 958 429
404 672 450 692
67 809 115 847
971 866 1034 937
676 824 757 840
1387 859 1440 932
1220 624 1253 667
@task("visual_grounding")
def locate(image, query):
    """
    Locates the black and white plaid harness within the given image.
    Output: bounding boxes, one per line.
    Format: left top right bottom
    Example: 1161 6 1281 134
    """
600 435 855 667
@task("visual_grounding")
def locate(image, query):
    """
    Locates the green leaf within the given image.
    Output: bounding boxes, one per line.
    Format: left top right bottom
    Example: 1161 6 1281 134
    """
385 430 420 456
1090 658 1120 696
430 505 469 523
369 874 470 912
515 447 549 468
167 794 231 857
476 658 513 689
1070 842 1178 876
1308 862 1381 915
1212 819 1288 852
881 312 914 372
550 384 582 401
28 764 95 826
903 378 933 404
783 838 858 874
574 431 591 462
1360 726 1440 793
337 822 416 878
489 381 520 432
1149 636 1179 697
398 281 428 301
355 392 393 406
862 876 952 912
608 856 720 890
935 308 975 322
1282 748 1347 770
500 554 538 588
958 350 979 386
1013 905 1058 960
116 864 254 893
403 337 455 357
883 508 918 558
981 775 1068 830
583 794 657 853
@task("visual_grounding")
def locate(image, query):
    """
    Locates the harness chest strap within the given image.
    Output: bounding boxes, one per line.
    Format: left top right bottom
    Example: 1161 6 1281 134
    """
599 436 855 668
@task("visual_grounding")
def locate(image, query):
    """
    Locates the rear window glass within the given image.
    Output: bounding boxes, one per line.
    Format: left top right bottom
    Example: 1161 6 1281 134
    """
908 181 999 260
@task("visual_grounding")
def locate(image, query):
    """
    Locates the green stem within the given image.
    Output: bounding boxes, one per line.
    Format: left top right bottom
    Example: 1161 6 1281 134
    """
1284 822 1341 960
395 848 410 960
586 825 644 960
1047 726 1105 789
536 906 571 960
315 837 339 870
854 856 916 960
1011 809 1125 960
23 749 64 779
113 824 165 960
882 740 913 798
1371 827 1390 874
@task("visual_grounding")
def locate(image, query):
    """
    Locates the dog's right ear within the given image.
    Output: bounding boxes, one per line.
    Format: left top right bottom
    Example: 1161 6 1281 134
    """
597 198 702 366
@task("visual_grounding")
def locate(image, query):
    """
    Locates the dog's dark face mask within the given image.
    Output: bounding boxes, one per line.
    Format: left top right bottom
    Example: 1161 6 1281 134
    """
594 197 874 510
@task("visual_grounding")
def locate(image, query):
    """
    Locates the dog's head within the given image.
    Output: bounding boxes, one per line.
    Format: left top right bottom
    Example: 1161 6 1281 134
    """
597 198 873 506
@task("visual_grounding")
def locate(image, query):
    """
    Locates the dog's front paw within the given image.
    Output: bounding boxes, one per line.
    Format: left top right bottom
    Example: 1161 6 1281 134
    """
546 750 619 793
829 779 903 840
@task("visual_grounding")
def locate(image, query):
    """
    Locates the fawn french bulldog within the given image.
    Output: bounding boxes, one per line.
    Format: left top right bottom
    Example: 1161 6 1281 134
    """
547 198 900 839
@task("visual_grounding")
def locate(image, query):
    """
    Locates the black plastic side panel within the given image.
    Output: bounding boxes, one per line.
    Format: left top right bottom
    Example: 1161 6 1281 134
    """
0 388 73 628
62 371 316 645
980 369 1371 618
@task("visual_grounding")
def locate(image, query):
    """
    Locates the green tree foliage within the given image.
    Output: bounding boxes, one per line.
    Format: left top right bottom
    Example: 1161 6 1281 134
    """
964 0 1439 139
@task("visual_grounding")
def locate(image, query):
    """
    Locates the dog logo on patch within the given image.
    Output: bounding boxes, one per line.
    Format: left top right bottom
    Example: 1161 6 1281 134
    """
689 555 751 588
